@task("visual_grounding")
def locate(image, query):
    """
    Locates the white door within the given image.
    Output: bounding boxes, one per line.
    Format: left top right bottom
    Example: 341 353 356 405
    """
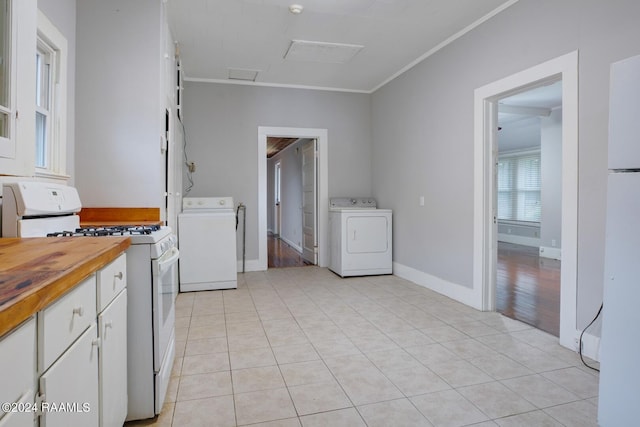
274 161 281 236
301 139 317 264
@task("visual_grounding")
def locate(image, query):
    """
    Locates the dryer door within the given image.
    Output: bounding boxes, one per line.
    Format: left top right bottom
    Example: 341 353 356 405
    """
346 215 389 254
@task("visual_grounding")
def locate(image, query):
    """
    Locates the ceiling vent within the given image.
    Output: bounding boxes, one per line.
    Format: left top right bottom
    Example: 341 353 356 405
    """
227 68 260 81
284 40 364 64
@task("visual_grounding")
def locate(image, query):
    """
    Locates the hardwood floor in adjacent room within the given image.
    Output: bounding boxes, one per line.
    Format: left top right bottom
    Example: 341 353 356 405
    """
497 242 561 337
268 234 312 268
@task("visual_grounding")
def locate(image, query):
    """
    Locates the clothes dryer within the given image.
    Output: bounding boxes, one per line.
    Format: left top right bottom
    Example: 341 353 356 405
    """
329 198 392 277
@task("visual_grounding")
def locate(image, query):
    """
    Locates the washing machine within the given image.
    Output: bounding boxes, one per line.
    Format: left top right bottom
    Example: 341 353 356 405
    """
178 197 237 291
329 198 393 277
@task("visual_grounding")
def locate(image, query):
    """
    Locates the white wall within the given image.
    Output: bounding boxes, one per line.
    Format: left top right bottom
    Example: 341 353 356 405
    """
75 0 166 209
182 82 372 262
371 0 640 329
540 108 563 251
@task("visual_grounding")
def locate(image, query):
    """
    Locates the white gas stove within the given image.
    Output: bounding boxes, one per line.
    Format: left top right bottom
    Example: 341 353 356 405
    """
1 181 178 421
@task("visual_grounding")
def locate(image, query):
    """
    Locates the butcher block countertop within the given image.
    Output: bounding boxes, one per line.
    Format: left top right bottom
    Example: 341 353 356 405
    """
0 237 131 337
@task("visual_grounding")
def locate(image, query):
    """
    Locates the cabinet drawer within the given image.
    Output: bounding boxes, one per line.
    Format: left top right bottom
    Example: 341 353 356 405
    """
39 276 97 371
0 317 35 422
97 253 127 312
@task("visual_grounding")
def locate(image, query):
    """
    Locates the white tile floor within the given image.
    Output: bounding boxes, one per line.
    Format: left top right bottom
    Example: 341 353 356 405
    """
125 267 600 427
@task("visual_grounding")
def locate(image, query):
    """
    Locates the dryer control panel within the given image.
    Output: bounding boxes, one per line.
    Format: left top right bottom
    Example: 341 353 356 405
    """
330 198 377 209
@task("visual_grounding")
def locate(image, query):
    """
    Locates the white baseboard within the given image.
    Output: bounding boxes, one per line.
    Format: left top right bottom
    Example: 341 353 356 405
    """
393 262 481 309
574 330 600 362
237 259 264 272
539 246 562 260
498 234 540 247
280 236 303 253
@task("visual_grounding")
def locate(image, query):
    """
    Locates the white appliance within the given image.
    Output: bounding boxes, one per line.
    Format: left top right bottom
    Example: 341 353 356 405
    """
1 181 179 422
329 197 392 277
178 197 237 291
598 54 640 426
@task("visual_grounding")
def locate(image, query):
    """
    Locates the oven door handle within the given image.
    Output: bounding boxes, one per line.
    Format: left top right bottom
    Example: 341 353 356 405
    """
157 247 180 274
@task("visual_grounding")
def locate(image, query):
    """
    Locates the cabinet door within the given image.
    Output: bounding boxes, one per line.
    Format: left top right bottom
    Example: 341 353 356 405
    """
98 290 127 427
0 317 36 427
40 324 99 427
0 390 35 427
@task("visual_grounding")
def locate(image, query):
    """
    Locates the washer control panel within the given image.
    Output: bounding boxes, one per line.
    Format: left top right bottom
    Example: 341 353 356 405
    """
330 198 377 209
183 197 234 210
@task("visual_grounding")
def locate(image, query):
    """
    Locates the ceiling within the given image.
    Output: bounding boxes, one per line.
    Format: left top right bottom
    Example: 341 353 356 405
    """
498 80 563 152
166 0 516 93
267 137 298 157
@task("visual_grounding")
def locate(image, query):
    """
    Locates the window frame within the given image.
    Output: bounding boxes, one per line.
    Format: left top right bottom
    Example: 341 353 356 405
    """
34 10 67 178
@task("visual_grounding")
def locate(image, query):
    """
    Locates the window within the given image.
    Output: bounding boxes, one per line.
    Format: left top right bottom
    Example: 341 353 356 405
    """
274 161 281 204
35 41 52 168
497 152 541 222
35 10 67 177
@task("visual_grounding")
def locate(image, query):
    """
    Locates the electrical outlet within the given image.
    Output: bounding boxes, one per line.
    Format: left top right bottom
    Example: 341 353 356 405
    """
187 162 196 173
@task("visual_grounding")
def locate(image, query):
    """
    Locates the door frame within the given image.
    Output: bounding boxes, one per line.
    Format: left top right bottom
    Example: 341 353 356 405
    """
258 127 328 270
473 51 579 351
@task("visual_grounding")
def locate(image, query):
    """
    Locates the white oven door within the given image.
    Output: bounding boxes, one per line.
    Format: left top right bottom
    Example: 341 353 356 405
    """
151 246 179 371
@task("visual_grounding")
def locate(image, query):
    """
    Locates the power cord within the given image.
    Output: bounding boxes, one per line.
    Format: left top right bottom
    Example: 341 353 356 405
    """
579 303 603 372
179 115 194 195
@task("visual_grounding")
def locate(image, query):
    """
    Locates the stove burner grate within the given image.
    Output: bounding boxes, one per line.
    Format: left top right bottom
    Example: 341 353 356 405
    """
47 225 161 237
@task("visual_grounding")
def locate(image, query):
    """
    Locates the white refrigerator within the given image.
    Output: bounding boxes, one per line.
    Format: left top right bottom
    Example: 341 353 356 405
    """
598 54 640 426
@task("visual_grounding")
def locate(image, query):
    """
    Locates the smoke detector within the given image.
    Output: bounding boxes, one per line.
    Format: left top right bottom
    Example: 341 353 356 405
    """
289 4 304 14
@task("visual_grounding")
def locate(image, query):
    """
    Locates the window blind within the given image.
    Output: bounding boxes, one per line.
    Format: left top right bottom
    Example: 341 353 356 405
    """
497 152 541 222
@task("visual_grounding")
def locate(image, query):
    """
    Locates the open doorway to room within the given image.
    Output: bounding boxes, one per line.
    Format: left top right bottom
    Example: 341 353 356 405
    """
474 51 578 351
258 127 329 271
496 81 563 336
266 137 315 268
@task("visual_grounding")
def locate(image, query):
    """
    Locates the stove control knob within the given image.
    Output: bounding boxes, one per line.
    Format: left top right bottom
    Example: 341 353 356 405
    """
219 199 226 205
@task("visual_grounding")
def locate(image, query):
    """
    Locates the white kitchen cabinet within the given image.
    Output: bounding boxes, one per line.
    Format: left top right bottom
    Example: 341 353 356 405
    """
0 317 36 427
38 275 97 372
39 323 99 427
98 289 127 427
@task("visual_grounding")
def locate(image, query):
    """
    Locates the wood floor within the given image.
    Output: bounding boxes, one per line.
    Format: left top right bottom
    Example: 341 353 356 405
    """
497 242 561 337
267 234 312 268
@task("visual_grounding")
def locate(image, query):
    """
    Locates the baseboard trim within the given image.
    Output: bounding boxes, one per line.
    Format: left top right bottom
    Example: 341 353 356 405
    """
280 236 303 253
237 259 264 272
539 246 562 260
575 330 600 362
498 234 540 247
393 262 481 309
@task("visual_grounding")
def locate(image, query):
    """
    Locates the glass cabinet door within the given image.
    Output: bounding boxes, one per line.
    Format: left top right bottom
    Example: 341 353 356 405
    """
0 0 11 140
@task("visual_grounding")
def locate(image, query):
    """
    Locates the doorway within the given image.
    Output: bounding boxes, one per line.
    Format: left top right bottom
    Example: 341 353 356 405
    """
266 138 316 268
258 127 329 271
496 82 563 336
473 51 578 350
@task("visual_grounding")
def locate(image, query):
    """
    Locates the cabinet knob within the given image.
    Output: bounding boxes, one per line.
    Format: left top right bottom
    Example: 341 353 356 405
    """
92 338 101 348
115 271 124 280
73 306 84 317
105 321 113 329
